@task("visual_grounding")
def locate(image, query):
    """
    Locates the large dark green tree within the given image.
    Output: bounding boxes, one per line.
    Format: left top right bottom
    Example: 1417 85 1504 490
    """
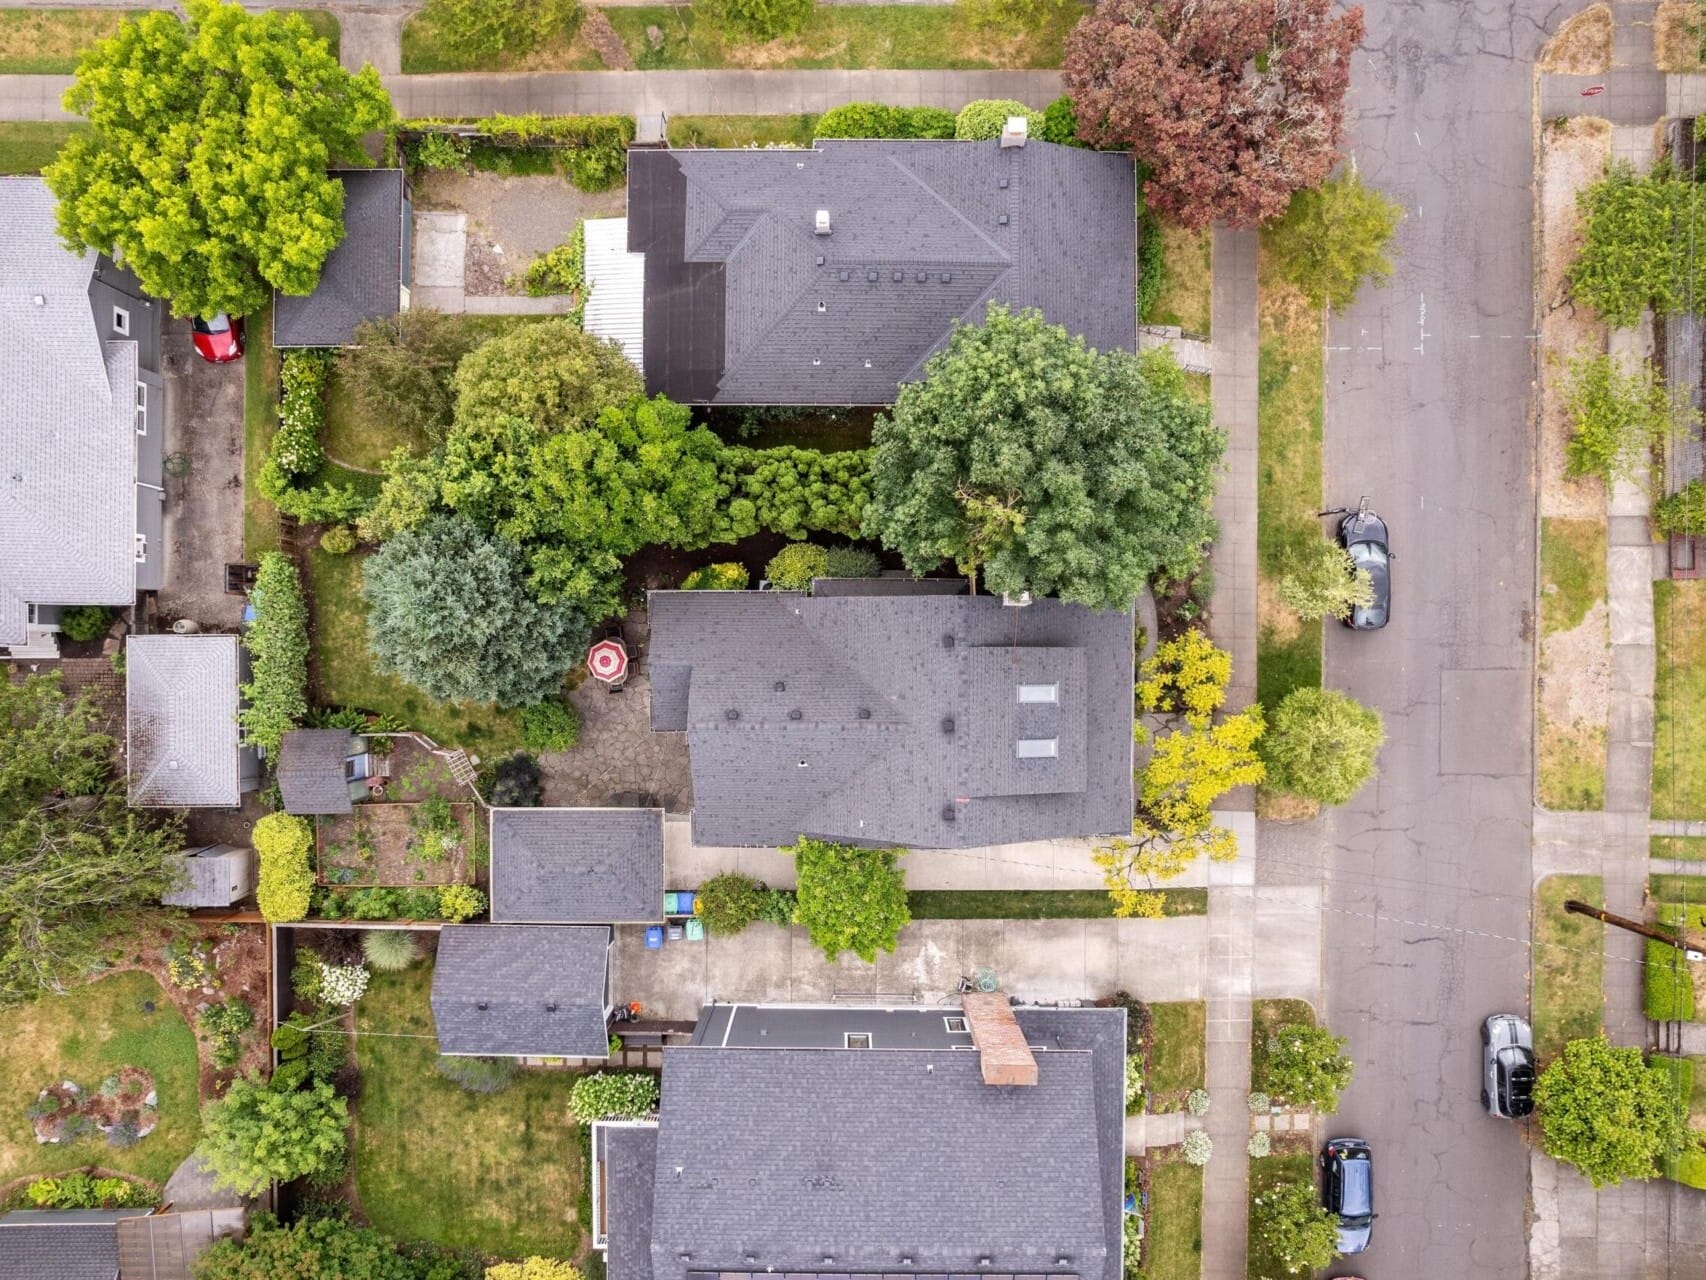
46 0 392 318
196 1077 349 1196
788 837 911 964
0 673 182 1008
193 1213 418 1280
864 304 1223 609
1536 1034 1686 1187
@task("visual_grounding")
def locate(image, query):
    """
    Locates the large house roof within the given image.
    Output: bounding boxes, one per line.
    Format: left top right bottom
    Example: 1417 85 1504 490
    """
647 588 1134 848
273 168 407 348
627 139 1136 405
278 729 360 814
126 635 243 808
430 924 611 1058
0 178 140 644
0 1209 151 1280
490 807 665 924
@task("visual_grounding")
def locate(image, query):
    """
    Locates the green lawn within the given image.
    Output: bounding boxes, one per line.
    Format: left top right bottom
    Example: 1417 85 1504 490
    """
1146 1000 1206 1110
1254 240 1324 708
669 114 820 148
243 304 281 558
1246 1147 1314 1280
1655 836 1706 861
0 121 84 174
1144 219 1212 337
905 888 1207 919
1250 998 1314 1092
403 4 1077 72
355 967 588 1259
1533 874 1603 1064
0 7 151 72
0 972 200 1187
307 548 523 757
1654 580 1706 819
1140 1151 1204 1280
1540 516 1606 637
1655 874 1706 905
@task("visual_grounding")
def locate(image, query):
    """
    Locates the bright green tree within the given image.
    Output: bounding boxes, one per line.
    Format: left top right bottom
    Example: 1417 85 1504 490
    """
1570 166 1706 326
1265 171 1401 309
1277 540 1374 622
1536 1034 1686 1187
450 318 643 430
1260 687 1384 807
788 837 911 963
1252 1178 1341 1274
238 552 309 756
694 873 773 936
1259 1021 1355 1111
1561 350 1685 489
193 1213 415 1280
195 1076 349 1196
865 305 1223 609
46 0 392 318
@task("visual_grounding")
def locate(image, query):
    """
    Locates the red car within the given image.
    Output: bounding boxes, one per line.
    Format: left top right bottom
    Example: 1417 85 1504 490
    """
190 313 243 363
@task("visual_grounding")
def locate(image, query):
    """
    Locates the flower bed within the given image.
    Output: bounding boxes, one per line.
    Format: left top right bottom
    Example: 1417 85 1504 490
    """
316 802 477 888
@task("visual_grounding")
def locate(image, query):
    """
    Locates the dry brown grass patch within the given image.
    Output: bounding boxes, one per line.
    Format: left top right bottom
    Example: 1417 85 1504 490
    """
1540 3 1613 73
1257 577 1303 645
1657 0 1705 71
1256 789 1321 822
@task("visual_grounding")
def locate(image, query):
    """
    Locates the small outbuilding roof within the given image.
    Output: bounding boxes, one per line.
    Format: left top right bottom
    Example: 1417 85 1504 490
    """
277 729 360 814
161 846 252 909
0 1209 150 1280
490 807 665 924
430 924 612 1058
126 635 243 808
116 1208 246 1280
273 169 408 348
582 217 645 372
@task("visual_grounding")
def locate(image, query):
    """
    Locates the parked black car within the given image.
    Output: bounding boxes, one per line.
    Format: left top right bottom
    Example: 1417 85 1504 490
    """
1328 497 1391 630
1321 1138 1375 1254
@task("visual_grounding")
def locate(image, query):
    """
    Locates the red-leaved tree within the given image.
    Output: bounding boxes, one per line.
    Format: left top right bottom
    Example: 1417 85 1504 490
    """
1063 0 1364 229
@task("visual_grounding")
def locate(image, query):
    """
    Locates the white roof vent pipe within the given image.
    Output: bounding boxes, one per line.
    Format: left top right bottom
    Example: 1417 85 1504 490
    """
1000 116 1029 148
814 208 832 236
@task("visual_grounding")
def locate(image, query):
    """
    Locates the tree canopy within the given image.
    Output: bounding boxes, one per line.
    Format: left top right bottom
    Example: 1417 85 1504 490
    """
46 0 392 318
1260 1021 1355 1111
1536 1034 1686 1187
196 1076 349 1196
788 837 911 963
1260 687 1384 807
1264 172 1402 310
1277 540 1373 623
1570 166 1706 327
863 305 1223 610
194 1212 442 1280
0 673 182 1008
1062 0 1362 228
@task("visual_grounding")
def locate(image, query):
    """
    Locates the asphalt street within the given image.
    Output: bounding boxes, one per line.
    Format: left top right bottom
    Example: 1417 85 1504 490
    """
1315 2 1552 1276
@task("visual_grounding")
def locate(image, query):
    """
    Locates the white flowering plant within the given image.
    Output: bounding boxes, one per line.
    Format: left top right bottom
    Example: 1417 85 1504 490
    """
317 960 370 1006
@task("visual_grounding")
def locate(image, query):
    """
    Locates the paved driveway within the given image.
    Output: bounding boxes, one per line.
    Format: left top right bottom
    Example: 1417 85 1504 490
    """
1310 3 1549 1276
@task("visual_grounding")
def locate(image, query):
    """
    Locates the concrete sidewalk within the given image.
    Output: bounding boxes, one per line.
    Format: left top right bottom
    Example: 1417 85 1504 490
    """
1207 226 1258 717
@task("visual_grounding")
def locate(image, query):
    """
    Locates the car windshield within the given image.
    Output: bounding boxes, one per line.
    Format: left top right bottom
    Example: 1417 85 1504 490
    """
1507 1065 1536 1101
193 314 230 334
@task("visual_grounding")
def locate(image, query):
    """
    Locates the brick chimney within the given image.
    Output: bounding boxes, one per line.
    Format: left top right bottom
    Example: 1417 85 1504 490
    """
961 992 1037 1086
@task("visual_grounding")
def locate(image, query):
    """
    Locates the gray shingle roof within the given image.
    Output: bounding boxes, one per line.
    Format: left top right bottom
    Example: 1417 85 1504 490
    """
491 808 665 924
278 729 360 814
647 589 1133 848
603 1124 658 1280
126 635 243 808
430 924 611 1057
273 169 406 348
0 1210 141 1280
628 140 1136 405
0 178 140 644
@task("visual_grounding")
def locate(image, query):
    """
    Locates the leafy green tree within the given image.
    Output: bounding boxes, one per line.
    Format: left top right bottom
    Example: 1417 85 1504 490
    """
1259 1022 1355 1111
254 813 314 923
1570 166 1706 326
239 552 309 756
337 310 497 443
1252 1178 1341 1274
1536 1034 1687 1187
694 873 774 936
865 305 1223 609
450 318 642 431
196 1076 349 1196
1655 478 1706 535
46 0 392 318
1562 351 1684 489
765 543 830 590
0 674 182 1008
193 1212 417 1280
362 515 591 707
787 837 911 963
417 0 582 61
1277 540 1373 622
702 0 814 41
1265 172 1402 309
1260 688 1384 807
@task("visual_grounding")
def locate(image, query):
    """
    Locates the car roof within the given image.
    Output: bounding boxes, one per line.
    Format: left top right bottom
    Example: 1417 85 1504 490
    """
1339 1154 1372 1214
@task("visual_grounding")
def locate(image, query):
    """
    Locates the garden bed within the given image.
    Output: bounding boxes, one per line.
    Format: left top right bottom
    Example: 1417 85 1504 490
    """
1245 1140 1314 1280
317 801 477 888
906 889 1207 920
1250 998 1315 1097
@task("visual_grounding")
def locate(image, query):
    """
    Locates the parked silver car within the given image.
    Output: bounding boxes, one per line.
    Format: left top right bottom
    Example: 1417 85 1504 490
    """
1482 1013 1536 1119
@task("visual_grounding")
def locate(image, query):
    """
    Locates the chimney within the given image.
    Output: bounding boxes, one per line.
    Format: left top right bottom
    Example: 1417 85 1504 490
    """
961 991 1037 1087
1000 116 1029 149
814 208 832 236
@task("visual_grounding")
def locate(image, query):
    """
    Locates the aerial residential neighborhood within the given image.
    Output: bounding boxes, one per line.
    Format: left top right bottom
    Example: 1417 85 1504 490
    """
3 0 1706 1279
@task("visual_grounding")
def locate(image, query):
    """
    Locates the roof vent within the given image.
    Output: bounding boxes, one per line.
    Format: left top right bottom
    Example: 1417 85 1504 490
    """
941 804 957 822
814 209 832 236
998 213 1010 226
999 177 1010 190
545 1000 558 1012
838 269 850 282
476 1001 489 1011
788 708 803 721
942 272 952 283
774 680 786 692
892 270 904 282
857 707 871 719
1000 115 1029 148
817 301 827 313
942 634 956 649
917 271 929 283
867 269 878 282
815 254 825 266
941 716 956 735
725 708 740 721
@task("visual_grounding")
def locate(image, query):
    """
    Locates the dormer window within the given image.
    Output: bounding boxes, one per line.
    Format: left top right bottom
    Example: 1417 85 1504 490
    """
1015 737 1057 759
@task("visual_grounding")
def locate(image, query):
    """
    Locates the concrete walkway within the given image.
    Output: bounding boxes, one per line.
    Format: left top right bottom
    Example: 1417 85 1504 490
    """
1207 226 1258 717
1201 813 1254 1280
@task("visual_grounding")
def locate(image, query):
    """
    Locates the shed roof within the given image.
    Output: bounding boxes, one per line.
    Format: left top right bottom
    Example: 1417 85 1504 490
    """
273 169 407 348
583 217 645 372
278 729 360 814
491 807 665 924
430 924 612 1057
161 846 251 909
126 635 243 808
627 140 1135 405
115 1209 246 1280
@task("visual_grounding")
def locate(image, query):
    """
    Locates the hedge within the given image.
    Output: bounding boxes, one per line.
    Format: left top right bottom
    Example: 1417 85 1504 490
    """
681 562 749 590
310 884 486 921
398 113 634 192
814 103 955 139
765 542 828 590
1655 479 1706 536
568 1071 659 1124
255 812 314 923
715 445 871 541
238 552 309 756
954 99 1043 141
273 351 332 479
1645 938 1696 1021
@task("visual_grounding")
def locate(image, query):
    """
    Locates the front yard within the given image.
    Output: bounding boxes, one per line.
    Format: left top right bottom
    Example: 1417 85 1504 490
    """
1146 1000 1207 1111
1537 516 1608 810
354 966 590 1260
1138 1149 1204 1280
1143 220 1212 337
1245 1144 1314 1280
1654 580 1706 819
0 121 84 174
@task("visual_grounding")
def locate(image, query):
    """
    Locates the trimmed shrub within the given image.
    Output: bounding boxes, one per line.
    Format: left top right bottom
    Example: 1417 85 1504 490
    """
823 545 881 578
954 99 1044 141
714 445 871 541
1040 95 1080 145
1185 1087 1210 1115
521 222 586 298
1248 1131 1271 1158
318 961 371 1006
1646 938 1696 1020
1182 1129 1212 1165
58 605 114 643
695 873 772 936
1656 479 1706 536
488 752 544 807
238 553 309 756
436 1054 518 1094
815 103 956 139
765 543 830 591
1248 1090 1271 1113
438 884 487 923
568 1071 660 1123
521 699 582 752
487 1261 584 1280
1124 1055 1145 1114
362 929 422 972
273 350 332 479
254 812 314 923
319 525 357 555
681 562 750 590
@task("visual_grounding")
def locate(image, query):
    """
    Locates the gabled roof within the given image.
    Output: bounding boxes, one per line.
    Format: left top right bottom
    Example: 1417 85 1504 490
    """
647 588 1134 848
603 1124 658 1280
627 140 1136 405
278 729 360 814
273 169 407 348
126 635 243 808
0 1209 149 1280
0 178 140 644
491 807 665 924
430 924 611 1058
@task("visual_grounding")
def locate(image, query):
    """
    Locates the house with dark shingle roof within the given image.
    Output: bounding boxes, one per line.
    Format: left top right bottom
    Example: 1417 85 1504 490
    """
274 169 411 349
126 635 261 808
0 1209 150 1280
591 1001 1125 1280
490 807 665 924
277 729 380 815
625 134 1135 406
430 924 613 1059
646 585 1134 849
0 178 165 656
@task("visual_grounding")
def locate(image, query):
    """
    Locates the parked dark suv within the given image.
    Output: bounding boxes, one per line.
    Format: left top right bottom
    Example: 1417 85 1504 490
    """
1321 1138 1375 1254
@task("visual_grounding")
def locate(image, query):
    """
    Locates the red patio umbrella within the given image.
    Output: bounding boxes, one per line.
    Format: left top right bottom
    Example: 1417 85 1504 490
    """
587 637 629 684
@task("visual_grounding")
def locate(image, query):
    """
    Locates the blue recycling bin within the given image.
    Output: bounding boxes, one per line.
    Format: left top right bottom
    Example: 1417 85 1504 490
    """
644 925 664 950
